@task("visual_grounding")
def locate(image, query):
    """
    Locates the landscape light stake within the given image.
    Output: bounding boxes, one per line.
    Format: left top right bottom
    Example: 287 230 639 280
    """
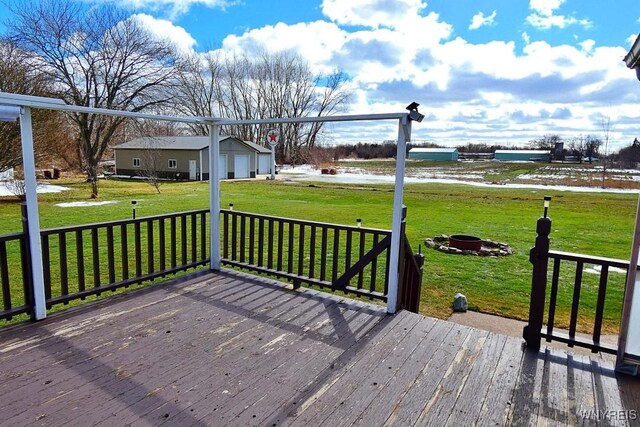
229 203 234 211
356 218 362 228
543 195 551 218
131 200 137 219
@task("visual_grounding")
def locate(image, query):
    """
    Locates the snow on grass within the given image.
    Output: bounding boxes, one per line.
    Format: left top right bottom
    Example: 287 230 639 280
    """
584 265 627 275
279 164 640 194
0 182 69 197
56 201 118 208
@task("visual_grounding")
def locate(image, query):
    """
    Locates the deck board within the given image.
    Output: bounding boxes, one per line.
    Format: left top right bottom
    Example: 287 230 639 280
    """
0 269 638 427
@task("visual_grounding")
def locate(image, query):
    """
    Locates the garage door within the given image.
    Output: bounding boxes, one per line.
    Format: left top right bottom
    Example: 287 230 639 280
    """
234 154 250 179
218 155 227 180
258 154 270 174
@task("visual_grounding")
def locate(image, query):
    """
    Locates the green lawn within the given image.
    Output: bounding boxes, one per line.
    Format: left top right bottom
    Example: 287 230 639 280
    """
0 176 636 333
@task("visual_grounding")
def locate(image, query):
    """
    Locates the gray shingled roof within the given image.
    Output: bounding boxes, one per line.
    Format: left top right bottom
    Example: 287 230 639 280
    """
115 136 271 153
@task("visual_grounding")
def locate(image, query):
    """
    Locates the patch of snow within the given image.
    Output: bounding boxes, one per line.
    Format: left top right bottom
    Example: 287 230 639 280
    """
0 182 69 197
584 264 627 275
280 165 640 194
56 201 118 208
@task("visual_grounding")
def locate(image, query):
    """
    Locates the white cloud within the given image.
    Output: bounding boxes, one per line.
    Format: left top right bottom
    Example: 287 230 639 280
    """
469 10 497 31
522 32 531 45
321 0 427 29
579 39 595 53
111 0 237 19
529 0 564 17
132 13 197 53
526 0 591 30
526 13 591 30
220 21 348 74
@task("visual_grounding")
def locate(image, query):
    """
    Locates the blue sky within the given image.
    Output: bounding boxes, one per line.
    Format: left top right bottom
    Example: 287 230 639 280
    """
2 0 640 149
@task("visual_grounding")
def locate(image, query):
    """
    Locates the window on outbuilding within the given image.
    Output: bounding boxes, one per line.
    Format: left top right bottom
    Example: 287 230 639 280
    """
168 159 177 169
133 158 141 167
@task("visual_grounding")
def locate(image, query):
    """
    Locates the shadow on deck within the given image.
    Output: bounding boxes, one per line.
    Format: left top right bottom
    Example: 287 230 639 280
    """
0 270 638 426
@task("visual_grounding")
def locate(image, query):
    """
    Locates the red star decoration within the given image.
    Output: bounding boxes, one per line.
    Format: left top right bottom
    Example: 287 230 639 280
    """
268 132 278 142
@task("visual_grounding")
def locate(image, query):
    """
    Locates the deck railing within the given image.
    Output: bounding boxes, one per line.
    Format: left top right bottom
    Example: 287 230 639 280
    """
1 206 424 322
523 216 628 354
39 209 210 307
397 236 424 312
220 209 393 301
0 231 32 320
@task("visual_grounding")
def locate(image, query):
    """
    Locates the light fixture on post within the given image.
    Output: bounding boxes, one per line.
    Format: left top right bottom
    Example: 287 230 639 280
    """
543 196 551 218
229 203 234 211
405 101 424 123
131 200 137 219
356 218 362 228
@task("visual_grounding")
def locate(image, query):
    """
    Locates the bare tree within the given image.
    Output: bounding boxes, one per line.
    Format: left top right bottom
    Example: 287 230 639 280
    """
584 135 602 164
568 135 586 163
600 114 613 188
172 49 351 163
529 134 562 161
7 0 184 196
0 39 69 172
140 140 164 193
618 138 640 169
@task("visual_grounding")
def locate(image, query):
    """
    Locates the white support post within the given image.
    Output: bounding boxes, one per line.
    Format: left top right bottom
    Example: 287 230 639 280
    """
387 115 411 314
20 107 46 320
209 124 221 270
616 194 640 373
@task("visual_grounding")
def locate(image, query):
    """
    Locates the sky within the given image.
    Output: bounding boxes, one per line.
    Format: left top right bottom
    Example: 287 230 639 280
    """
2 0 640 150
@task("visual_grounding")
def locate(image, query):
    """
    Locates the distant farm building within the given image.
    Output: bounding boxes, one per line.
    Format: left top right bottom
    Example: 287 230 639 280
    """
494 150 551 162
408 147 459 161
114 136 271 180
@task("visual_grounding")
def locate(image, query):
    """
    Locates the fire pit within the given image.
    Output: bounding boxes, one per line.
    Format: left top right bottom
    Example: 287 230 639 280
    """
425 235 514 257
448 235 482 252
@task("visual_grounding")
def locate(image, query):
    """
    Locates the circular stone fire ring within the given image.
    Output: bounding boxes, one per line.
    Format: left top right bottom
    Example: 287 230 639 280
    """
425 235 514 257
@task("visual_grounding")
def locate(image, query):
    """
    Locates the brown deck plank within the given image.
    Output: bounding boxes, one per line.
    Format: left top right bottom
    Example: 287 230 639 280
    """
565 351 598 427
538 346 570 426
476 335 525 426
413 327 491 426
307 315 440 427
443 331 509 426
509 347 548 426
350 318 455 427
378 323 473 426
280 310 423 427
183 301 388 426
248 311 414 427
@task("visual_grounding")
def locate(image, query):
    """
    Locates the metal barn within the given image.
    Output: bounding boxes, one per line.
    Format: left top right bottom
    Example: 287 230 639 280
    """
494 149 551 162
408 147 459 161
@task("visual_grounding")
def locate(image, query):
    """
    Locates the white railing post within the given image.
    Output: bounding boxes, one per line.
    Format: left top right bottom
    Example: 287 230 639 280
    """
209 124 221 270
387 115 410 314
20 106 47 320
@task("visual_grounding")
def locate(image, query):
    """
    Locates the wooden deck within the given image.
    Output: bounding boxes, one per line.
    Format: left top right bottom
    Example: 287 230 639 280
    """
1 270 638 426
